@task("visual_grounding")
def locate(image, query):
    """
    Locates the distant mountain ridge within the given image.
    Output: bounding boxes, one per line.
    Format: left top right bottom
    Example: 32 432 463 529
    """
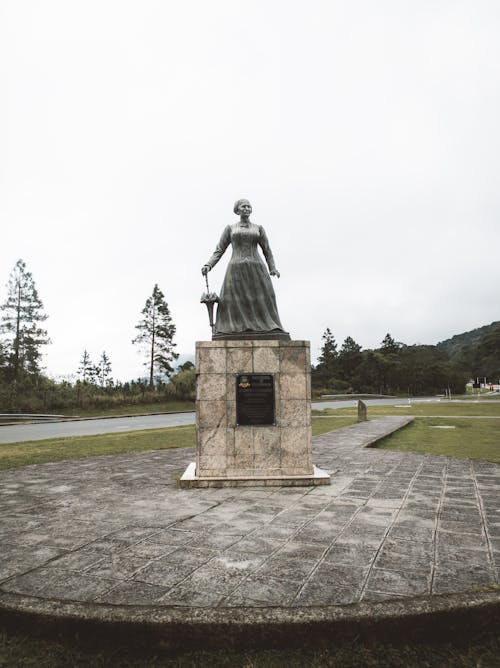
437 321 500 360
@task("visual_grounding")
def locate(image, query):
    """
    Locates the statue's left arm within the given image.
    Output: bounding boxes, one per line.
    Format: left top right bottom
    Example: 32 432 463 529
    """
258 226 280 277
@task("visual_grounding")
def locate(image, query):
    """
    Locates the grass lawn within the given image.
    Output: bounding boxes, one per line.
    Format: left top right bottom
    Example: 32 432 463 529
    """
312 415 357 435
313 403 500 463
313 401 500 417
0 426 195 471
0 416 356 471
375 417 500 463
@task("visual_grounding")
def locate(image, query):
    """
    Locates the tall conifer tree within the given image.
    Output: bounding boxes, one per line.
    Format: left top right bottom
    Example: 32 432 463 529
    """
380 333 401 355
98 351 113 388
318 328 338 367
338 336 363 381
0 259 49 379
77 349 96 384
132 284 178 386
312 327 339 388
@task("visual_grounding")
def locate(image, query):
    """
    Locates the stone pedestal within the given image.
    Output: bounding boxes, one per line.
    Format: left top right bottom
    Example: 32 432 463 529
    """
179 340 330 488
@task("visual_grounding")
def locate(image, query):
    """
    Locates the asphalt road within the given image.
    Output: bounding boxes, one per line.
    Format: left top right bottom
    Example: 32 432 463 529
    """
0 412 196 444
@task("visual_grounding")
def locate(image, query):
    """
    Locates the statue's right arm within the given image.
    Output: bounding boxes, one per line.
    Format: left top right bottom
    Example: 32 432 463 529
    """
202 226 231 273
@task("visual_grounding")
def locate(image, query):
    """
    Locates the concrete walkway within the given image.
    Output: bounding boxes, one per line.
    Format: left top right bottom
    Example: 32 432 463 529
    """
1 416 499 647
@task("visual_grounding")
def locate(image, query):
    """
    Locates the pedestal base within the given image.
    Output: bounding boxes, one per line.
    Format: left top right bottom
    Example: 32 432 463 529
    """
178 462 331 488
190 339 330 488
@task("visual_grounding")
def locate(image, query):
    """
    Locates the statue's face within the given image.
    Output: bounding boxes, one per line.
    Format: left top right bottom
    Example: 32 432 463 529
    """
238 200 252 216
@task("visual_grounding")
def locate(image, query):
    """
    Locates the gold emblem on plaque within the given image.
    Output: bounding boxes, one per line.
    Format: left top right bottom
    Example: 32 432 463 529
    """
238 375 251 389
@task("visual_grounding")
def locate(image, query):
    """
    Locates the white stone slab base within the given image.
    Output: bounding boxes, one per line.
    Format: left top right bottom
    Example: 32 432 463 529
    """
177 462 331 489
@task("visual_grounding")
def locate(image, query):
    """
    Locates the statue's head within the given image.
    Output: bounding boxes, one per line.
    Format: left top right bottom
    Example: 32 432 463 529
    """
233 199 252 215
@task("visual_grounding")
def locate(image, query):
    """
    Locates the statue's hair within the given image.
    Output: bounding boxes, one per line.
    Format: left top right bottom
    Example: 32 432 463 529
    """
233 199 250 215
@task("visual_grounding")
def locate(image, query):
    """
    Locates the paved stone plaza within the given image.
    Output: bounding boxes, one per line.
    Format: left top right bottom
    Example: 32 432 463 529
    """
0 417 499 613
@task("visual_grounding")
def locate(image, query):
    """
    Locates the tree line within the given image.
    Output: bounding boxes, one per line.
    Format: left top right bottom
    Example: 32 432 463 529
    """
312 329 470 396
0 259 194 412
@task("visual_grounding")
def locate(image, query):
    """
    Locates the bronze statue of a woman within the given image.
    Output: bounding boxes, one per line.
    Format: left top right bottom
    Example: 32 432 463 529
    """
201 199 289 340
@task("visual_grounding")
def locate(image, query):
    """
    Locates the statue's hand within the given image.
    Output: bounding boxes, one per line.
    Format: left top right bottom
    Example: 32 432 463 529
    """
270 270 280 278
201 265 210 276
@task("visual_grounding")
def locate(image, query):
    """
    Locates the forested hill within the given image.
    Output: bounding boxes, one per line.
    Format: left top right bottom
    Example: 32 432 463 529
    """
437 321 500 360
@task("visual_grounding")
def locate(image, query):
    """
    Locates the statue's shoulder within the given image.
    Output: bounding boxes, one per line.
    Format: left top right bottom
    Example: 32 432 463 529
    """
219 224 232 237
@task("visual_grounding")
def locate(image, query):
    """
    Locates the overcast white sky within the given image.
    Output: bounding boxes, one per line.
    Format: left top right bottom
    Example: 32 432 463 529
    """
1 1 499 381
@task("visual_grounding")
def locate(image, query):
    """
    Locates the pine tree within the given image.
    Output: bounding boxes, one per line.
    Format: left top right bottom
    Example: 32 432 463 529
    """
77 350 98 384
132 284 178 386
312 328 339 388
0 259 50 379
380 333 401 355
318 328 338 367
97 351 113 388
338 336 363 382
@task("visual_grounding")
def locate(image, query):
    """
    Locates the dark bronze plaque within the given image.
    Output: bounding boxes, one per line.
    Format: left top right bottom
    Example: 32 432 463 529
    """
236 374 275 426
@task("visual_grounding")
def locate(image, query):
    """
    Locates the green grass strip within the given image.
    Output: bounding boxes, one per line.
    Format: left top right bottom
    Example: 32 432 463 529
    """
0 426 195 471
313 401 500 417
312 416 357 435
376 417 500 463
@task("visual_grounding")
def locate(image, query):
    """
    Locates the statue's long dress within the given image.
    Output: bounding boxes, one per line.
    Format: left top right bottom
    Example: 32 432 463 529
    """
205 222 289 339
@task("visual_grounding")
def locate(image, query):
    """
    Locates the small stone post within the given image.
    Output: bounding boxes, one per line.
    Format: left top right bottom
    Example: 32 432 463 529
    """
357 399 367 422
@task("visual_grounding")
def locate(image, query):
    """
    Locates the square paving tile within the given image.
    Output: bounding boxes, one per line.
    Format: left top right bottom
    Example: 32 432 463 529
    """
132 558 194 588
225 575 301 607
365 567 430 596
293 580 360 606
